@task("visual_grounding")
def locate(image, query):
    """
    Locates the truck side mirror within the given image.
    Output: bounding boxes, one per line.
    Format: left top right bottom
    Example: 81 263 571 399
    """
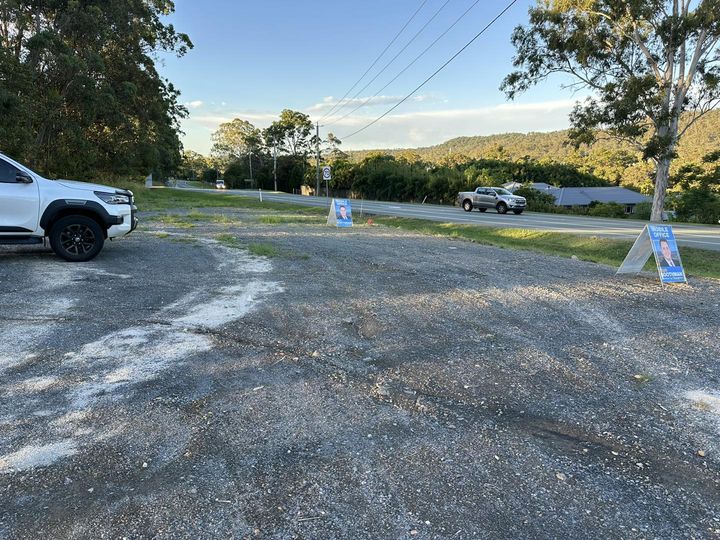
16 171 33 184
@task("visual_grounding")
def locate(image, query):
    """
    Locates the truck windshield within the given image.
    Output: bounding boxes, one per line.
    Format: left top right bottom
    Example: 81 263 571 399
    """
494 188 512 196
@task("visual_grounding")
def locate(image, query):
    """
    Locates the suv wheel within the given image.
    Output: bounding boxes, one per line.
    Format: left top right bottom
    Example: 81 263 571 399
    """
496 202 508 214
462 200 473 212
49 215 105 262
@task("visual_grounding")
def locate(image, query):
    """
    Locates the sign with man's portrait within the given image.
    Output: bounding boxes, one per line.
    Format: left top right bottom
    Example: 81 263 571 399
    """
617 224 687 285
327 198 353 228
648 224 686 283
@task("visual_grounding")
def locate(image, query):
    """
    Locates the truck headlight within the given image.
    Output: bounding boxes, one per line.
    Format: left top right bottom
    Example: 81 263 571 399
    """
95 191 130 205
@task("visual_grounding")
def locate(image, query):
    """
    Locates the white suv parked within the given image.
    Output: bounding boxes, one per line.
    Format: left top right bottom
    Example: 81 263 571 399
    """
0 153 138 262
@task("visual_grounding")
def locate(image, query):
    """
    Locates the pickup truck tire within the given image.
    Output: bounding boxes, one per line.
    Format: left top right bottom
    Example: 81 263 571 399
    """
496 202 508 214
513 209 524 215
478 208 487 213
49 215 105 262
462 200 473 212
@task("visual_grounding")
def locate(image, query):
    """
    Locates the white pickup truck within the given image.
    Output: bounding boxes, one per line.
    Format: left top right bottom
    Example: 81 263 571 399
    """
457 186 526 215
0 152 138 262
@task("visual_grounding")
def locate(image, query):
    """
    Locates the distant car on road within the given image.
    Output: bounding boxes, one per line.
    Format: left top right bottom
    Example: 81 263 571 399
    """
458 187 526 215
215 180 226 189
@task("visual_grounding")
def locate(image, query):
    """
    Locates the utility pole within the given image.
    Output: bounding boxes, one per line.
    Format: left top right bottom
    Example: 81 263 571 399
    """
248 152 253 188
273 144 277 191
315 121 321 197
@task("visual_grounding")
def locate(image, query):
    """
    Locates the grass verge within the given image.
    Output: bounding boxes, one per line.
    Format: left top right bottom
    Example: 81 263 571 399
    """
373 217 720 280
135 188 718 279
147 211 240 227
134 186 325 214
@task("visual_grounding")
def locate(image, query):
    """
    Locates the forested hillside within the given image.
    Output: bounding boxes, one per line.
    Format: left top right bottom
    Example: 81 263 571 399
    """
351 110 720 194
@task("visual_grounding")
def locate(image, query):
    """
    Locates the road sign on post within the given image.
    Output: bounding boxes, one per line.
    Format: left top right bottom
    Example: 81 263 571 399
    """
322 166 331 198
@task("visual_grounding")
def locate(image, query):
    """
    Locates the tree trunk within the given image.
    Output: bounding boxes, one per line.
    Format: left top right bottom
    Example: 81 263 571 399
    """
650 157 671 222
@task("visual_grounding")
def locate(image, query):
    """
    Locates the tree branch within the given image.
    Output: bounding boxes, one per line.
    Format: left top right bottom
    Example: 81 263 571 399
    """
631 26 663 81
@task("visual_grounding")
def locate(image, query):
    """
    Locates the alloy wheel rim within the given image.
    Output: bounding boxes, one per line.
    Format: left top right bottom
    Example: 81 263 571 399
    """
59 224 95 255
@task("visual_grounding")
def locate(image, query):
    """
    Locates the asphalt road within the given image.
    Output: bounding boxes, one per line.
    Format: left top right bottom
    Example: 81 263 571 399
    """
177 186 720 251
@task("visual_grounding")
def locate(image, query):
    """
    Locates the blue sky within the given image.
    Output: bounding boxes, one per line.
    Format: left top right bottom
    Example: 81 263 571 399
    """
159 0 580 154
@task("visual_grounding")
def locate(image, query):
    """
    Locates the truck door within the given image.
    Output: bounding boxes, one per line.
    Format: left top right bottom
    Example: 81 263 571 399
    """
0 157 40 235
473 188 485 206
476 188 491 208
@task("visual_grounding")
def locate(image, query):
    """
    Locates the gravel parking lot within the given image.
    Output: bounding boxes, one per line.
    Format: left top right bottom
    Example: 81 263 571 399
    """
1 208 719 539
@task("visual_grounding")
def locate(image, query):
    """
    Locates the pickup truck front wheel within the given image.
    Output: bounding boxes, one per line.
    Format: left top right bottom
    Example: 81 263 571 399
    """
462 200 473 212
496 202 508 214
49 215 105 262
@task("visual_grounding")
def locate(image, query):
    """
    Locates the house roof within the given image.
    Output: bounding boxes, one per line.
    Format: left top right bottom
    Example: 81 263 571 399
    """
504 182 650 206
553 187 650 206
529 182 556 191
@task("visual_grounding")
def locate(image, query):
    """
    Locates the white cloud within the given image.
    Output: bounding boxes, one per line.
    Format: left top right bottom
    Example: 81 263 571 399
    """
329 99 578 150
185 100 204 109
179 99 579 155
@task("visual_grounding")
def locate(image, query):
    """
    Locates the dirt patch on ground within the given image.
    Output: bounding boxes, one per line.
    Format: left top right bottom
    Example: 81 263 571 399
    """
1 208 719 539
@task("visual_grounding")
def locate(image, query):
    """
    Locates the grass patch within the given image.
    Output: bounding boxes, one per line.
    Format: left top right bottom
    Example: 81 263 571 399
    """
170 236 199 245
373 217 720 280
183 212 239 224
149 214 196 228
147 211 240 227
216 233 242 249
215 235 291 259
248 242 282 258
258 214 325 225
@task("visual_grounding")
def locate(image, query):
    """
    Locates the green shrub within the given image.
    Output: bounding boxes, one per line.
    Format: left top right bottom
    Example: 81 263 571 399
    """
630 201 652 220
674 189 720 224
587 201 627 218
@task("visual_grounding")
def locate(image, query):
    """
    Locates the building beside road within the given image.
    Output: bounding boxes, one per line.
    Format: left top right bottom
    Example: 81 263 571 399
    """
504 182 650 214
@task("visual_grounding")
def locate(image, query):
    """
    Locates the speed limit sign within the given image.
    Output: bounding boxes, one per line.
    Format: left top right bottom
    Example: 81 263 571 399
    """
322 166 331 180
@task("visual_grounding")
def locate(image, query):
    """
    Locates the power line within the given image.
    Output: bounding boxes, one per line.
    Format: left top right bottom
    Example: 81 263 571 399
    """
340 0 519 140
325 0 483 127
327 0 452 120
319 0 430 121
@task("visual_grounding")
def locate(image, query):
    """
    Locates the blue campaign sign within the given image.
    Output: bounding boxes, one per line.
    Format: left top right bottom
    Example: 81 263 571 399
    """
648 224 687 283
332 198 353 228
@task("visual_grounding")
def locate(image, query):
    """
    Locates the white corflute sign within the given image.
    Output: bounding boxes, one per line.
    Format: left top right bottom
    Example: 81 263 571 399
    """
617 224 687 285
327 198 353 228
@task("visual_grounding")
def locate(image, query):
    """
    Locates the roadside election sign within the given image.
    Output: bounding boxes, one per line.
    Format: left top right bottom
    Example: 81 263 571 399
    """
322 166 332 181
327 198 353 228
648 224 687 283
617 224 687 285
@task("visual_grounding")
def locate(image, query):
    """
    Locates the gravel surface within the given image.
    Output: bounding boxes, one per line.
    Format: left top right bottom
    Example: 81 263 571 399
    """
1 208 719 539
